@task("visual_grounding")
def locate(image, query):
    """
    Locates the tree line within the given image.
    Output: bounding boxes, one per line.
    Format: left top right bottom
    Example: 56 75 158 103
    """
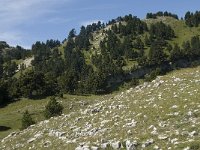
1 12 200 106
146 11 179 20
185 11 200 27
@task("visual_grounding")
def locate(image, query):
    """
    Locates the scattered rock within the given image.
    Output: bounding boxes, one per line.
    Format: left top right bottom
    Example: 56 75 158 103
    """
183 147 190 150
75 145 90 150
27 138 36 143
154 145 159 150
170 138 178 144
111 141 121 149
174 78 181 82
101 143 109 149
126 140 137 150
171 105 178 109
34 133 42 138
44 141 51 147
127 130 132 135
158 134 168 140
187 111 192 116
91 146 99 150
142 139 154 148
189 131 198 137
124 119 137 127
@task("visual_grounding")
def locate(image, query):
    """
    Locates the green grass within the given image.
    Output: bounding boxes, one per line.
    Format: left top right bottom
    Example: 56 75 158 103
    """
11 59 23 65
14 66 32 78
122 59 137 71
2 17 200 149
58 43 66 58
1 66 200 149
0 98 48 139
56 17 200 75
0 94 101 140
145 16 200 46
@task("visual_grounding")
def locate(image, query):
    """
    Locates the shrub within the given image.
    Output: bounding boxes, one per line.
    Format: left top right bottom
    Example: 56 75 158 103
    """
130 78 139 87
190 142 200 150
145 68 161 82
21 110 35 129
44 97 63 119
191 60 200 67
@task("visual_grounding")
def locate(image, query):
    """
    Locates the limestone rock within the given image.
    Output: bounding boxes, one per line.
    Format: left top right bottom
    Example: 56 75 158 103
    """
27 138 36 143
126 140 137 150
111 141 121 149
158 134 168 140
142 139 154 148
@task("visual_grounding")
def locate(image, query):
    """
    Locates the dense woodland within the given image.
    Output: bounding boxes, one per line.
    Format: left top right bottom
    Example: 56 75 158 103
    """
1 11 200 106
185 11 200 27
146 11 179 20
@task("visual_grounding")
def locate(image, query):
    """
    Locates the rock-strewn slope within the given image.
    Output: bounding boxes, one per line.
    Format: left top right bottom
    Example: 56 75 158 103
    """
17 57 34 72
1 67 200 150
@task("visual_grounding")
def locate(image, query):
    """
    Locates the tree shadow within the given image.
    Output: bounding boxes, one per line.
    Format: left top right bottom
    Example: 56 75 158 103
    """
0 126 11 131
0 98 21 108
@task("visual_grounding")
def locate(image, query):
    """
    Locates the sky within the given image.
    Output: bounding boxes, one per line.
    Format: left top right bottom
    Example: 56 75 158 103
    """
1 0 200 49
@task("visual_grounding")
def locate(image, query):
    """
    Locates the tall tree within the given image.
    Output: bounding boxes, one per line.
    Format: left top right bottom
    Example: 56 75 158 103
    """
68 29 76 39
148 42 167 65
21 110 35 129
169 43 182 62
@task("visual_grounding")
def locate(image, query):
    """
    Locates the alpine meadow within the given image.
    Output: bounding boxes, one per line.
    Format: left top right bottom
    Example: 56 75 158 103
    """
1 2 200 149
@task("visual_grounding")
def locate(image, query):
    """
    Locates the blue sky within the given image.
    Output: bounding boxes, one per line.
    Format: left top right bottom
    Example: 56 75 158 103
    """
1 0 200 49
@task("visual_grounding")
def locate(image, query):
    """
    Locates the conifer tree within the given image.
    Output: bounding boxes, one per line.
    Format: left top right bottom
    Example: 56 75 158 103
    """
44 97 63 119
21 110 35 129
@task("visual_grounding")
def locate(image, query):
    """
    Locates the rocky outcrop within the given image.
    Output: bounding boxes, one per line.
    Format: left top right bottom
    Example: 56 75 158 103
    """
1 67 200 150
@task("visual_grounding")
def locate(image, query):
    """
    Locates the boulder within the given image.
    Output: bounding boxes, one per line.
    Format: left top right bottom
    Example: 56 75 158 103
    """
126 140 137 150
142 139 154 148
111 141 121 149
154 145 159 150
91 146 99 150
43 141 51 148
27 138 36 143
189 131 198 137
101 143 109 149
158 134 168 140
75 145 90 150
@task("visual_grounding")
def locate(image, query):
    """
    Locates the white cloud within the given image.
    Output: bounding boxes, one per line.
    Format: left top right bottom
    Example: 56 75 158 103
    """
0 30 24 46
47 18 72 24
67 5 117 12
81 20 104 26
0 0 72 26
0 0 71 46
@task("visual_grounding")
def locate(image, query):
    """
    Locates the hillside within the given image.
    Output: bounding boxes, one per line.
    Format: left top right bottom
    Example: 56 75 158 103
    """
1 66 200 150
1 14 200 103
145 16 200 46
1 11 200 150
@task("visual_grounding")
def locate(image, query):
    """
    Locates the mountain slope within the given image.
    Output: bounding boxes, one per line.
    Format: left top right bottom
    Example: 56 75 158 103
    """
145 16 200 46
1 66 200 150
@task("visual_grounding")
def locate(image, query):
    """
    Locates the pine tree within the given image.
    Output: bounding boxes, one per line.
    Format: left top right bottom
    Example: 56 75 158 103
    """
148 42 167 65
133 37 144 50
0 80 10 106
68 29 76 39
169 43 182 62
44 97 63 119
144 35 150 46
182 41 191 58
21 110 35 129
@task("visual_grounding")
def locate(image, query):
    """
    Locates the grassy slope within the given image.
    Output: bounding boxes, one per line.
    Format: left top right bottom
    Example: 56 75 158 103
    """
1 17 200 149
1 66 200 149
37 17 200 74
0 98 48 139
86 17 200 71
145 16 200 46
11 17 200 77
0 95 101 140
